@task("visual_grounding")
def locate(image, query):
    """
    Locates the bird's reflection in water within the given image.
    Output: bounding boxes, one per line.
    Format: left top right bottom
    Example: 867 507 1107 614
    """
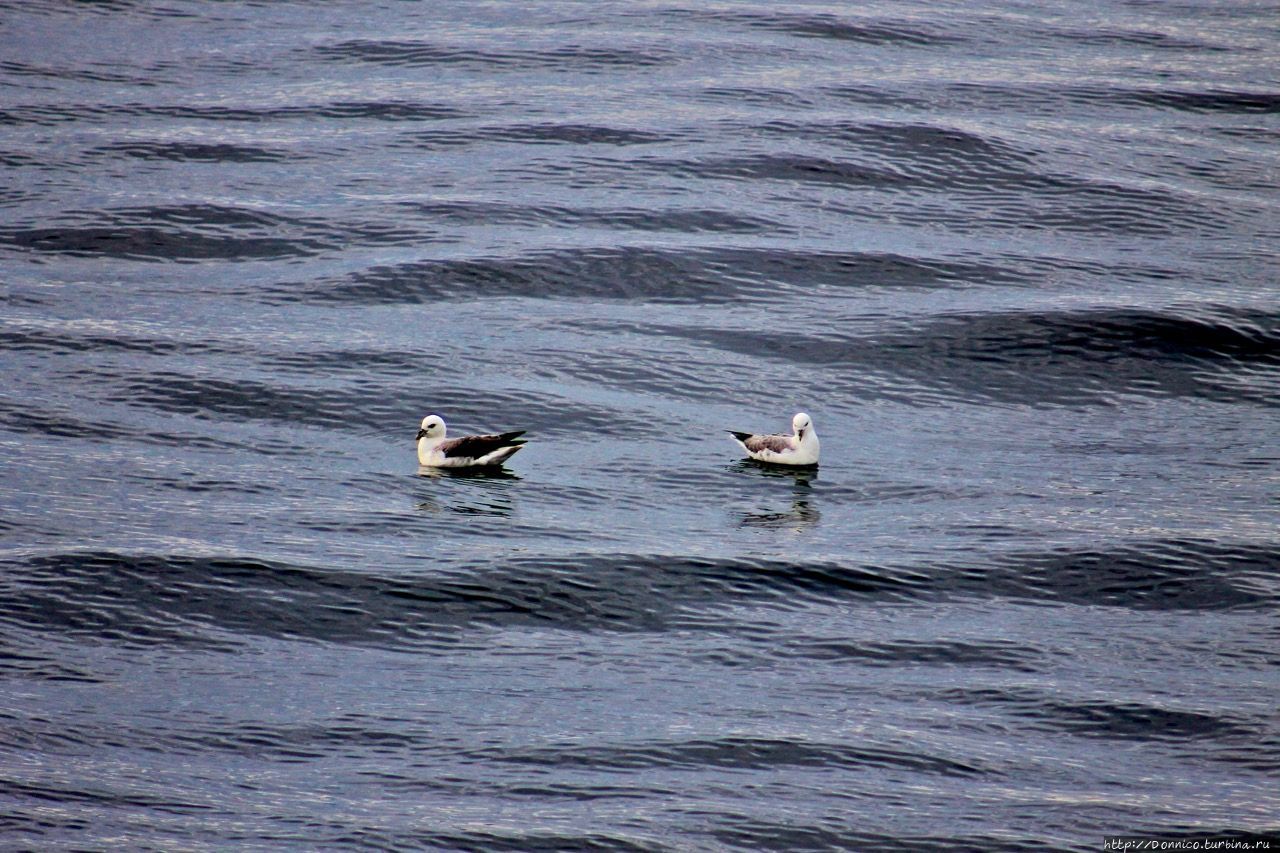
415 465 521 517
731 461 821 529
416 465 522 482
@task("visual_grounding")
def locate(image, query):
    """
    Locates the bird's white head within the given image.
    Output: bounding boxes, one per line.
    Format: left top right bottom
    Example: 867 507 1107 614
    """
416 415 446 442
792 412 813 439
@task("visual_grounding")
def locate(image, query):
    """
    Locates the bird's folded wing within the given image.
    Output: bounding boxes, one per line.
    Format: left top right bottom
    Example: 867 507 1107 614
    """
439 431 526 458
744 434 793 454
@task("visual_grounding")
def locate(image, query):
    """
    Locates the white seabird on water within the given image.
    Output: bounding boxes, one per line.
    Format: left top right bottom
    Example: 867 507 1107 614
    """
728 412 820 466
416 415 527 468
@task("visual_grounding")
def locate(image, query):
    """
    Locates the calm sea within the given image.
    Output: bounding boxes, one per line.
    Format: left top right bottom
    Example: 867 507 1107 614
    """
1 0 1277 850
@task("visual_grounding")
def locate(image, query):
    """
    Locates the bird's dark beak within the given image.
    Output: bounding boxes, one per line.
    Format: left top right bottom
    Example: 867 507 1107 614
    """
797 427 805 440
415 428 427 441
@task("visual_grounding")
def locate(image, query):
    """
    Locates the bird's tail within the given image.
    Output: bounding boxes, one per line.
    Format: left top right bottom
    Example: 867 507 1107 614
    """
727 430 753 443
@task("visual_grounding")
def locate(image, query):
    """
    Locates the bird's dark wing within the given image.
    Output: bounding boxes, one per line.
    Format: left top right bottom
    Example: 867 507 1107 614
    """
439 431 526 459
746 434 793 453
728 430 793 454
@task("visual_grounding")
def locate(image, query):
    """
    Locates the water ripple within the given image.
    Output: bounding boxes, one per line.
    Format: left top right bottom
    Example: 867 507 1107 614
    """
644 305 1280 407
2 541 1270 656
315 40 676 71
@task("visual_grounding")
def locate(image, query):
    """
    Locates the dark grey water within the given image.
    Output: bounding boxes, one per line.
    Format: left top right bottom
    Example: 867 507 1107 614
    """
2 0 1278 849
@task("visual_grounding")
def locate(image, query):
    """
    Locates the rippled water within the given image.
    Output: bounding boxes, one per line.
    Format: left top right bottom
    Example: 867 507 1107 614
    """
2 0 1278 849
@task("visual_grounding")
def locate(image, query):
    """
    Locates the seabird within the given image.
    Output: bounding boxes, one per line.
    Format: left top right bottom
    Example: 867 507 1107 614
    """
416 415 527 468
728 412 819 466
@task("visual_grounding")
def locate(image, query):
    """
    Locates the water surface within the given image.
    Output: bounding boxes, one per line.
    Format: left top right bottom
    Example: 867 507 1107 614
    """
1 0 1278 849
